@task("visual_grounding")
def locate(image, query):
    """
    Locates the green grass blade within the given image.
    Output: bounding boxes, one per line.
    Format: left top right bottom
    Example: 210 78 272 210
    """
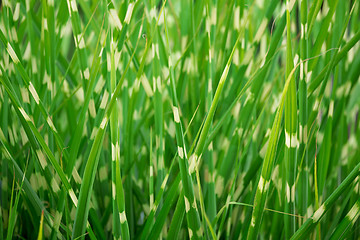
247 58 299 240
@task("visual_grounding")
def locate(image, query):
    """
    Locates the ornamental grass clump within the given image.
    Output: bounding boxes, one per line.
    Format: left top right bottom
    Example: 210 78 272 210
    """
0 0 360 239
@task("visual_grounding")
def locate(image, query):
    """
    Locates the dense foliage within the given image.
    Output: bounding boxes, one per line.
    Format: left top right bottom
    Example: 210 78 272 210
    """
0 0 360 239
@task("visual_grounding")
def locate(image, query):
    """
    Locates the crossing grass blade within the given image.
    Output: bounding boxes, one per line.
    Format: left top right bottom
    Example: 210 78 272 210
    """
247 58 299 240
329 199 360 240
164 7 203 238
291 158 360 239
71 11 142 238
